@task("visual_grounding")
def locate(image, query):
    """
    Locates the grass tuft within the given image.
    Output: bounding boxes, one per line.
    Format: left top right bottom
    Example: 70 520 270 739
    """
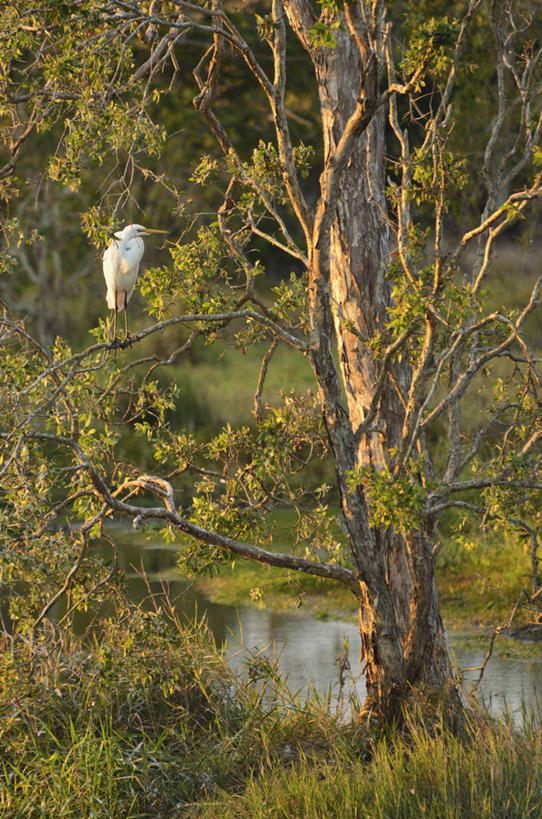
196 707 542 818
0 602 350 817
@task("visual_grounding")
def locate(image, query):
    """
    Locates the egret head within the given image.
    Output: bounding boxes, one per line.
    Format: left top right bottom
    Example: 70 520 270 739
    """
114 224 168 240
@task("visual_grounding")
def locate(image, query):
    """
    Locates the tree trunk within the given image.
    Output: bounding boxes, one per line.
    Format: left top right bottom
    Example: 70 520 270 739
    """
296 12 454 715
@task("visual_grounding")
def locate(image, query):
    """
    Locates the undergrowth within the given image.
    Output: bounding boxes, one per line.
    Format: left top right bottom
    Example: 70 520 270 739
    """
0 601 355 818
2 599 542 818
194 709 542 818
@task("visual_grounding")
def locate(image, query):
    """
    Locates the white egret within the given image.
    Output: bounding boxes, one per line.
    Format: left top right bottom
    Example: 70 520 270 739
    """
102 223 167 346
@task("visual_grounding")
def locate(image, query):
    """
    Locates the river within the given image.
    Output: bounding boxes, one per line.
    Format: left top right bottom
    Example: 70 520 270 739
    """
82 532 542 721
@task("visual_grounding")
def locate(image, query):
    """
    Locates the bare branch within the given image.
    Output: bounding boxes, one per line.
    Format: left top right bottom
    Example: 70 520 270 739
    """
254 338 279 421
269 0 312 241
120 475 359 593
448 178 542 281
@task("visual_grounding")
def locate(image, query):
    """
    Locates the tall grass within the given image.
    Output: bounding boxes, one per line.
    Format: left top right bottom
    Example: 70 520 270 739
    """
196 709 542 818
0 601 349 818
2 599 542 818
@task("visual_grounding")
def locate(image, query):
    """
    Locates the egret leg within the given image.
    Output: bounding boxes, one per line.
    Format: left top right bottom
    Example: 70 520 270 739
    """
123 293 131 346
108 295 120 350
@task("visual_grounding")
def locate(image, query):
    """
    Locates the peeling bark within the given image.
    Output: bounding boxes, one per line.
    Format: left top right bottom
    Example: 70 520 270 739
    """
284 4 454 712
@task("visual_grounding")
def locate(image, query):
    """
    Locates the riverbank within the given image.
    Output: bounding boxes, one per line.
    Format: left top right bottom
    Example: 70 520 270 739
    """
4 529 542 815
95 522 542 659
191 532 542 660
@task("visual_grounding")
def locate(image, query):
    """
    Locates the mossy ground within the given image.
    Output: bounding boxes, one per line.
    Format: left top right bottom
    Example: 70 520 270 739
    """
194 561 357 619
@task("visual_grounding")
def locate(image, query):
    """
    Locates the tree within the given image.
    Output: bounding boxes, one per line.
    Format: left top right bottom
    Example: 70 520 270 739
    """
0 0 541 719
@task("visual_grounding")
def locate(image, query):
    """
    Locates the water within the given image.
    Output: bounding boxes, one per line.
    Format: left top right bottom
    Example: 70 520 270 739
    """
85 531 542 719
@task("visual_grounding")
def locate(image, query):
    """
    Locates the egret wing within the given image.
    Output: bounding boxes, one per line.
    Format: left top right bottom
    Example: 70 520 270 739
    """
103 241 120 310
121 238 144 306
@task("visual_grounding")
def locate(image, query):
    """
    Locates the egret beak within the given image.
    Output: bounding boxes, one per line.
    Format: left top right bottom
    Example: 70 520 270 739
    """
142 227 168 234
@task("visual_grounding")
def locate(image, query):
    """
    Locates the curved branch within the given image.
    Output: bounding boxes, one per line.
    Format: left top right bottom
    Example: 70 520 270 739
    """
120 475 359 593
11 430 360 599
447 178 542 279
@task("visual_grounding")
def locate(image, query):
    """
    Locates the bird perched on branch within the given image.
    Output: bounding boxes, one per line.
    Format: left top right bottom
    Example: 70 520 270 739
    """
103 223 167 347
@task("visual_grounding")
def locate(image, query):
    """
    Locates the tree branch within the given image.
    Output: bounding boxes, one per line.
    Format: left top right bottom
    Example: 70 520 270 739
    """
254 338 279 421
7 309 311 403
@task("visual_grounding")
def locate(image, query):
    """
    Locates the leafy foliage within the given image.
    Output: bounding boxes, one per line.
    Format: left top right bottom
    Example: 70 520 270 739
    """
0 0 541 715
